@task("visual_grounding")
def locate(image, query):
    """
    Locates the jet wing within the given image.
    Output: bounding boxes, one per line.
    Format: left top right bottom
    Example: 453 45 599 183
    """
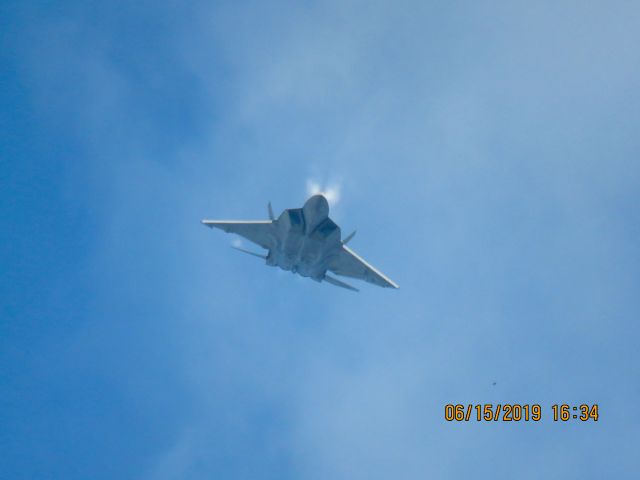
328 245 399 289
201 220 275 249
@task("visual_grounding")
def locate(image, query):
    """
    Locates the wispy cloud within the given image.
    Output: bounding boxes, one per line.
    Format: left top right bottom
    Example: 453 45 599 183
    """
8 1 640 479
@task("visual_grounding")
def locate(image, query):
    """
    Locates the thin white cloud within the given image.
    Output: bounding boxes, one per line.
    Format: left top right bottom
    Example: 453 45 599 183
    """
18 2 639 479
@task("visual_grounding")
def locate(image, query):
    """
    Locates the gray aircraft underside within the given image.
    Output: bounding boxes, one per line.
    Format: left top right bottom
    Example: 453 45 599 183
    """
202 194 398 292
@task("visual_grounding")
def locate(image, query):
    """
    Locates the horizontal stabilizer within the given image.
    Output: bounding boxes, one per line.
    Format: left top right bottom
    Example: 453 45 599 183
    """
231 245 267 259
324 274 359 292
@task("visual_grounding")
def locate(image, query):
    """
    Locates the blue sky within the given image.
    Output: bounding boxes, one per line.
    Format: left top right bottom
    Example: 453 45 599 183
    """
2 1 639 478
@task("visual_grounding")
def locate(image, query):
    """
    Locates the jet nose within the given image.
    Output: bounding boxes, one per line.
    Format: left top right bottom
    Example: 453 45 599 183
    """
304 194 329 217
305 194 328 208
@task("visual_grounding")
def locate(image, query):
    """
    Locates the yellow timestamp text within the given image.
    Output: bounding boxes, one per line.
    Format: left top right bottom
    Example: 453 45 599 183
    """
444 404 599 422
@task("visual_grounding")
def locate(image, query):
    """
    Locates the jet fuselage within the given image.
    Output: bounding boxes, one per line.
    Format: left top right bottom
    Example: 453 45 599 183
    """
266 195 342 281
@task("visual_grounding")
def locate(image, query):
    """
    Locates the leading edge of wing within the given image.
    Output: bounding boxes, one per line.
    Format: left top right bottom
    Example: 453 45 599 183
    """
342 245 400 289
201 220 273 227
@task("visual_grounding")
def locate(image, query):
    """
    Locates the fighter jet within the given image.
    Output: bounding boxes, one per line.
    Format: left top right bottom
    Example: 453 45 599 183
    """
202 194 398 292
